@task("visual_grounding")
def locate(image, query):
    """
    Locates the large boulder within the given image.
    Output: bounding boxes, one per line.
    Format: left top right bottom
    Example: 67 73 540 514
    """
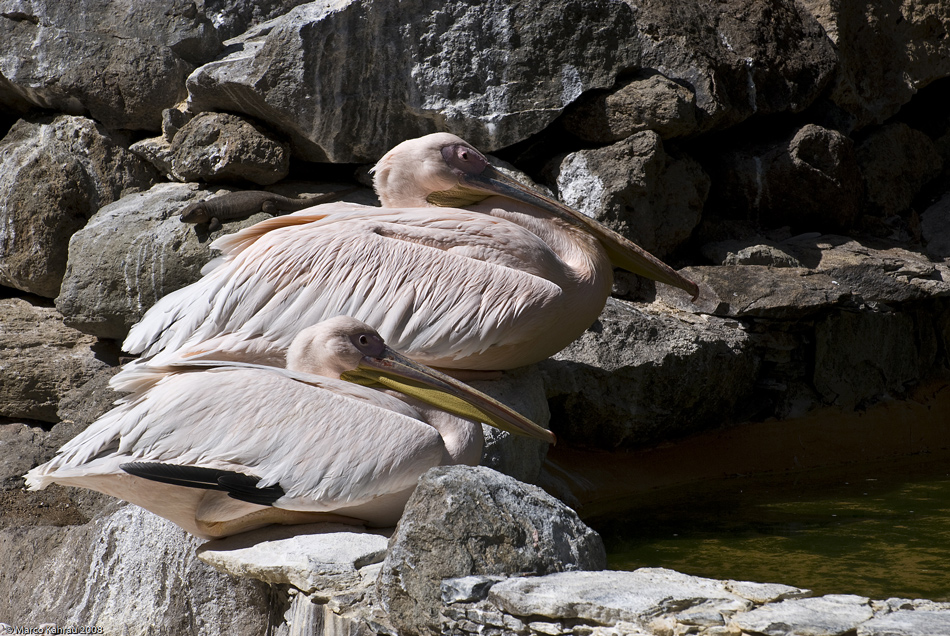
630 0 837 132
187 0 836 162
0 298 113 423
801 0 950 130
814 309 921 409
0 3 203 130
855 122 943 218
541 298 759 448
470 365 552 485
187 0 643 162
561 70 700 142
55 183 270 340
133 112 291 185
0 504 280 634
551 131 709 258
377 465 605 636
0 116 157 297
922 192 950 260
703 124 864 232
487 569 804 633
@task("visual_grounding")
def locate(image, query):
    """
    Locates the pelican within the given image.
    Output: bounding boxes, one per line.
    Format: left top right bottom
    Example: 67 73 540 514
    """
118 133 697 377
25 317 554 539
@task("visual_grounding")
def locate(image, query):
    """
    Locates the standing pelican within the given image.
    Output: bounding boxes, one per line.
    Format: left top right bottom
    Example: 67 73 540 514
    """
26 317 554 539
119 133 697 376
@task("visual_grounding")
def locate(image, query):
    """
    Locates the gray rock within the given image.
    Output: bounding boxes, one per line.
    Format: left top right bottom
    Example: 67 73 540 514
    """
377 465 605 636
187 0 643 162
488 568 785 628
129 135 178 181
705 124 863 232
731 594 875 636
552 131 709 258
197 523 389 596
921 191 950 261
801 0 950 130
0 504 280 634
0 2 200 131
0 116 157 297
0 298 111 423
562 70 699 142
55 183 268 340
703 241 803 268
541 298 759 447
724 580 812 604
858 609 950 636
471 365 551 485
856 123 943 218
684 235 950 318
187 0 835 162
166 112 291 185
814 309 919 408
659 265 851 319
781 234 950 304
631 0 837 132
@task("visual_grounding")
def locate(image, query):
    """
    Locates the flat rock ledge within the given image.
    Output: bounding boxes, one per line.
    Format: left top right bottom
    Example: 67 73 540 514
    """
192 465 950 636
198 539 950 636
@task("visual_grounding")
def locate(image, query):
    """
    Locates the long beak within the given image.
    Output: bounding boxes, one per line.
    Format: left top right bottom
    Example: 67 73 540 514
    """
462 165 699 300
340 347 555 444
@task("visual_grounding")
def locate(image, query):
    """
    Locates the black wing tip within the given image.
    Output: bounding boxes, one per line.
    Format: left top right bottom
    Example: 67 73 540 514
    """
120 461 228 490
217 473 286 506
120 461 285 505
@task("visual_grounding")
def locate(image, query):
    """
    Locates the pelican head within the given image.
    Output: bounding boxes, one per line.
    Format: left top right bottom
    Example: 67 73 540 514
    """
373 133 698 300
287 316 555 444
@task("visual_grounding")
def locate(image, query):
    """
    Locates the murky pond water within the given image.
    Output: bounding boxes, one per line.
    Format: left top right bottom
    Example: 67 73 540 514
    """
595 458 950 601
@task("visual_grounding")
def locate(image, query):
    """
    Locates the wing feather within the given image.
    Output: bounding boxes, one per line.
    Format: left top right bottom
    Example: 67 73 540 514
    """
123 206 569 372
28 367 445 510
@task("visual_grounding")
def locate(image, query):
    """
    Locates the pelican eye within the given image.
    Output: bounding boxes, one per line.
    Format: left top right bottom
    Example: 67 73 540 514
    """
441 143 488 175
350 332 385 357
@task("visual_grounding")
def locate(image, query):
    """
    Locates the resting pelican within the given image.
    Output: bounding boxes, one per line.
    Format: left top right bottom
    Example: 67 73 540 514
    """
25 317 554 539
119 133 697 376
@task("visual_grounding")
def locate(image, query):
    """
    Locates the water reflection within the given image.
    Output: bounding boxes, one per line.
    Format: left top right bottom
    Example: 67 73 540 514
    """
595 460 950 600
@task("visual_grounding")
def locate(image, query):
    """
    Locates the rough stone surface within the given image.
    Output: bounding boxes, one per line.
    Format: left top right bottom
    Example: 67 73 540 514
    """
198 523 390 595
0 504 281 634
802 0 950 130
187 0 644 162
661 265 851 320
0 298 111 423
731 594 875 636
704 124 864 231
187 0 835 162
55 182 269 340
687 234 950 317
783 234 950 305
0 2 200 131
0 116 157 297
630 0 837 132
378 465 606 636
922 192 950 260
856 123 943 217
562 71 699 142
166 112 290 185
814 309 920 409
703 241 803 268
472 365 551 485
487 568 805 629
858 609 950 636
552 131 709 258
541 298 759 448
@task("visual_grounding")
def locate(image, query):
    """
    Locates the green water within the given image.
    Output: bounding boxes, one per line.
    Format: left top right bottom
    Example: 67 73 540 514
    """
596 460 950 601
